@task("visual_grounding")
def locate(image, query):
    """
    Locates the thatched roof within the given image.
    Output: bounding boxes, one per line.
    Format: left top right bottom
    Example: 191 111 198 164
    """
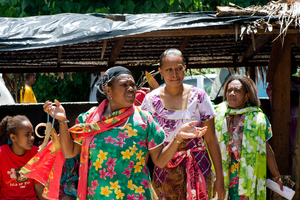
0 3 299 73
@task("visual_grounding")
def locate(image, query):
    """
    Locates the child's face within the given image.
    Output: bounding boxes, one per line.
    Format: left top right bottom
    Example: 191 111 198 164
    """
11 120 34 152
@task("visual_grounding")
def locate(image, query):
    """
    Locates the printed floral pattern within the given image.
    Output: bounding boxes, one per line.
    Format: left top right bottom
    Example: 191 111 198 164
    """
141 86 215 199
76 108 165 200
141 86 215 142
214 102 272 200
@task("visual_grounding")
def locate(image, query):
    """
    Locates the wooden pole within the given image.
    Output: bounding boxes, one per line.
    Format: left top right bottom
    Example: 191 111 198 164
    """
292 92 300 199
268 34 293 175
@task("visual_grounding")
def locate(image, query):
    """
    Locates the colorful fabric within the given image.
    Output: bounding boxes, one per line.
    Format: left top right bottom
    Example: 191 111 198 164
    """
74 106 165 200
141 86 215 199
20 100 135 200
70 101 135 200
21 100 165 200
167 147 208 200
228 157 249 200
0 144 38 199
20 85 37 103
227 114 246 162
214 102 272 200
60 156 80 199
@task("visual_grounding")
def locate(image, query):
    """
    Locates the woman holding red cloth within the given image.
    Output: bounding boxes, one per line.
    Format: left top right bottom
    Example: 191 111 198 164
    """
21 66 207 200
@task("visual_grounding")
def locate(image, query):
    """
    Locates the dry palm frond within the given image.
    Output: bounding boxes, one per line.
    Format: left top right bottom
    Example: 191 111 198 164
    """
220 1 300 45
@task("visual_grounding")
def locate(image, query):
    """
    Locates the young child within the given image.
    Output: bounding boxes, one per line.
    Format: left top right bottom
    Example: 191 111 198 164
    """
0 115 45 199
20 73 37 103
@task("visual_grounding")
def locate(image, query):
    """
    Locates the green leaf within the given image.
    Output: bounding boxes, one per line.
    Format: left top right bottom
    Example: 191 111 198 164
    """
243 1 250 7
155 0 165 11
72 3 81 13
5 7 16 17
86 5 94 13
149 7 159 13
94 7 110 14
10 0 18 7
115 4 124 13
61 0 73 12
153 0 165 10
166 0 174 6
51 0 55 10
182 0 192 8
42 4 50 12
115 0 124 14
22 0 29 11
144 0 152 11
79 0 90 9
125 0 135 14
53 6 61 14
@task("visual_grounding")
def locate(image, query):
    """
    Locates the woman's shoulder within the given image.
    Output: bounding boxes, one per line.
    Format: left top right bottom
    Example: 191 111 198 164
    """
0 144 9 150
0 144 8 153
141 88 161 107
76 106 97 123
147 87 161 96
135 106 152 118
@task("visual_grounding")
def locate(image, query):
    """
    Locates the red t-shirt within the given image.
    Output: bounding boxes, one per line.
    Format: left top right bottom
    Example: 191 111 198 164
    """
0 144 38 199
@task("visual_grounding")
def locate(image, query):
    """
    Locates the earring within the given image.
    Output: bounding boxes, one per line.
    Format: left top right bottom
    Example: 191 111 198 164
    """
110 96 112 100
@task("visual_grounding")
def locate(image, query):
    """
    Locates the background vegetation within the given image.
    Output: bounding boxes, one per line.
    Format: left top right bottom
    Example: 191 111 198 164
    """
1 0 270 102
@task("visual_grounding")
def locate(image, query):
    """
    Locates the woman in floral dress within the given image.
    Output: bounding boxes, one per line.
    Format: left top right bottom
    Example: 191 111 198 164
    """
214 75 283 199
141 49 225 200
27 66 207 200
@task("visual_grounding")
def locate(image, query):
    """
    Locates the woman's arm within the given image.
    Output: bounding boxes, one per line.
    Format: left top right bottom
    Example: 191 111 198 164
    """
149 121 207 168
203 118 226 200
34 183 47 200
43 100 81 158
266 141 283 190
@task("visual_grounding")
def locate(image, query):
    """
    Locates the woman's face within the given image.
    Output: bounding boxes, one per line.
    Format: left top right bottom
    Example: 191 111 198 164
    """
10 120 34 154
159 54 186 88
226 79 249 109
106 74 136 111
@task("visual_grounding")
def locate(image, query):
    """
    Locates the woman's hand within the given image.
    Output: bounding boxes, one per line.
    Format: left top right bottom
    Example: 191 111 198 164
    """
273 176 284 191
176 121 207 142
213 177 226 200
43 99 67 122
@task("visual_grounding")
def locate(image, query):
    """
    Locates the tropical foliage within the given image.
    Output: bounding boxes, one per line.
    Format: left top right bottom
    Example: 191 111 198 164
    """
0 0 271 17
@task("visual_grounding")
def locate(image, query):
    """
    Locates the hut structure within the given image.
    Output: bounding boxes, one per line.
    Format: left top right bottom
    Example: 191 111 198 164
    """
0 1 300 198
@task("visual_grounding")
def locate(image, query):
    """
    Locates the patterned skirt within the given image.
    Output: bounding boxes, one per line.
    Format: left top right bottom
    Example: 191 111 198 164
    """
228 156 249 200
152 138 213 200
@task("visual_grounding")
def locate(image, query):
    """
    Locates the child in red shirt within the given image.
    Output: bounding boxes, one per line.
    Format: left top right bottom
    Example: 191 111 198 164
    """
0 115 45 200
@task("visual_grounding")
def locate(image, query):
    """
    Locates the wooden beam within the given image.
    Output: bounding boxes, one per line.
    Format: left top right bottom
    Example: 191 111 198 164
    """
179 36 192 52
0 66 109 73
0 61 272 73
239 34 272 62
124 28 299 38
101 40 107 59
108 38 126 67
268 34 295 175
267 34 299 82
57 46 62 67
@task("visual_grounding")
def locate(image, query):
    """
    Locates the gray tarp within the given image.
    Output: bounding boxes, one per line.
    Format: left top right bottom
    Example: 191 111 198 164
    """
0 12 263 51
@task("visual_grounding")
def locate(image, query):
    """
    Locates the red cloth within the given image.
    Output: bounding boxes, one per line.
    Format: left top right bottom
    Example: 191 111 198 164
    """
167 146 208 200
134 89 147 106
20 100 134 200
0 144 38 199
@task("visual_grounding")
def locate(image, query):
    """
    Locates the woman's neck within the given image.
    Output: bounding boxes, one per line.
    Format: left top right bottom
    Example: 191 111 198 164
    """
163 84 184 96
103 103 113 116
25 81 31 86
9 144 26 156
